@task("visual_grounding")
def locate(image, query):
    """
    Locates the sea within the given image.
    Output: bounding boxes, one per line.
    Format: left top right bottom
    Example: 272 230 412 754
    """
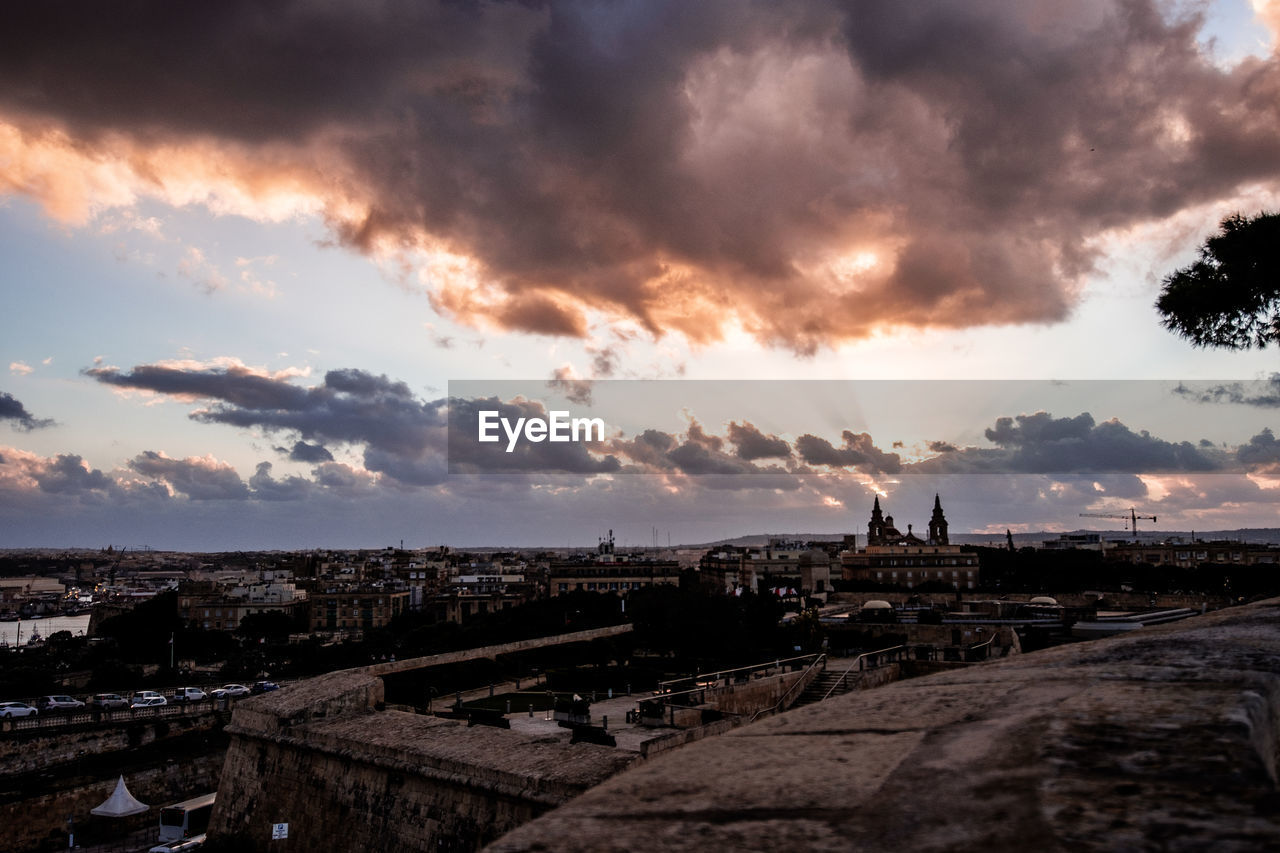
0 614 92 647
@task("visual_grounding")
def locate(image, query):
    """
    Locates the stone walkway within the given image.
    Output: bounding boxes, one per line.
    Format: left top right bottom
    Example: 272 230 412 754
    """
487 600 1280 852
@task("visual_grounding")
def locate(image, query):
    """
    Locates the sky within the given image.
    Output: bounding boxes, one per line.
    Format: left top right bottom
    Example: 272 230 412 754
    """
2 0 1280 550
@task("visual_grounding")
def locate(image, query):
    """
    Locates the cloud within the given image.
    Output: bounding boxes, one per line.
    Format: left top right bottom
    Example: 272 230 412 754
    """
249 461 313 501
603 421 801 489
914 411 1224 474
0 391 54 430
1174 375 1280 407
1238 428 1280 467
177 246 227 294
86 362 450 487
5 2 1280 350
796 430 902 473
9 362 32 376
33 454 113 495
547 365 594 405
279 441 334 464
726 420 791 460
128 451 250 500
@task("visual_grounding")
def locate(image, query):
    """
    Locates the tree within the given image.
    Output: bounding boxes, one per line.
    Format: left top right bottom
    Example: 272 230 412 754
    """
1155 211 1280 349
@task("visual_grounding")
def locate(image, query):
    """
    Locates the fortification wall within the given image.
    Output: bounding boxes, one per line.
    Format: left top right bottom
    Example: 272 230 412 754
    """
0 725 226 852
0 713 224 774
211 629 639 852
489 598 1280 852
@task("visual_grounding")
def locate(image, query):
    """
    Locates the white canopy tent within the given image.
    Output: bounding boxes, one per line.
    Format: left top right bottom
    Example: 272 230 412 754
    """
90 775 148 817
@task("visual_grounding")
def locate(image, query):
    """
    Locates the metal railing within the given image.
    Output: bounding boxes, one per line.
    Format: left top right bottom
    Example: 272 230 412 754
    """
964 634 996 662
749 653 827 723
822 644 907 701
642 653 825 726
1 700 232 734
655 653 821 695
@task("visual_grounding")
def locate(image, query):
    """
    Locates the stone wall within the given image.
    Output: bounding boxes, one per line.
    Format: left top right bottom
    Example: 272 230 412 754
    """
700 668 812 717
0 727 226 852
0 712 225 775
829 589 1227 610
210 626 641 852
487 598 1280 851
213 709 637 852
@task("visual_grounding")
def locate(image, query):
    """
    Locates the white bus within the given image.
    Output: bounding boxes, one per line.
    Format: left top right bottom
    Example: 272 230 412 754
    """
156 792 216 843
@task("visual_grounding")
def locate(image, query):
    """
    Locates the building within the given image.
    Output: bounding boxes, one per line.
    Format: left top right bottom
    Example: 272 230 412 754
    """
699 539 834 600
432 572 539 623
841 495 981 589
548 530 681 596
1105 540 1280 569
306 585 410 634
177 577 308 632
1041 533 1106 551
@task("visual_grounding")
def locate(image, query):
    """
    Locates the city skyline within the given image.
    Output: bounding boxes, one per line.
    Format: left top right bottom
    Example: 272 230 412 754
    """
3 1 1280 549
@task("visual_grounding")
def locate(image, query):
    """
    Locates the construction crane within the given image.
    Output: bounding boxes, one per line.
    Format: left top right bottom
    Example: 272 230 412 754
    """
1079 508 1157 534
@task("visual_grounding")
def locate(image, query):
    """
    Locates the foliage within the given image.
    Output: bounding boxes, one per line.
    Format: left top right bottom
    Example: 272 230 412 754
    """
1156 211 1280 349
94 590 182 663
627 585 785 666
235 610 295 642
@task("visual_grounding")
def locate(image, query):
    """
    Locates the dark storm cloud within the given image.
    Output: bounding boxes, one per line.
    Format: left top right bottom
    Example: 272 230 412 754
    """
279 441 334 464
726 421 791 461
129 451 250 500
1173 376 1280 408
85 364 309 409
33 454 112 494
795 431 902 473
600 422 799 488
249 461 313 502
88 363 449 486
0 392 54 430
913 411 1223 474
8 2 1280 349
1238 428 1280 467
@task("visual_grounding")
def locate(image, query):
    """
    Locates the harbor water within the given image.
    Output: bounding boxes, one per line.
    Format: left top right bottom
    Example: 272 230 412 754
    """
0 614 92 646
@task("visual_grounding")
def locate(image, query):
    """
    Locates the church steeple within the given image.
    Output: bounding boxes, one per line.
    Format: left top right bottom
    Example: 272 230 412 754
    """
868 496 886 546
927 493 949 545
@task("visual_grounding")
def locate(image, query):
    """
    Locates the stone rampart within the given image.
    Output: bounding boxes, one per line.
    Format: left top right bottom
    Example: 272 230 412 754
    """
0 712 225 775
488 598 1280 851
210 626 640 852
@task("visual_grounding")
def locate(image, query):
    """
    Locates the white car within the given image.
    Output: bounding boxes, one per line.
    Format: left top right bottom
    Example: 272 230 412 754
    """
0 701 38 718
131 696 167 708
212 684 251 699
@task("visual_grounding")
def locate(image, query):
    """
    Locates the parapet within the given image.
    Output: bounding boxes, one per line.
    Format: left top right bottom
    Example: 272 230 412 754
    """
488 597 1280 851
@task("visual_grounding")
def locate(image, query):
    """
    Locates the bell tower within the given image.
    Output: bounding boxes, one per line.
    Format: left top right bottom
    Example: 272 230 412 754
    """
927 494 949 545
868 496 887 546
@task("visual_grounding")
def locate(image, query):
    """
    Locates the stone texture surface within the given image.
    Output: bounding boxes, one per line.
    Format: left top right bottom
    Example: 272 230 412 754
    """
214 707 637 852
487 600 1280 852
213 630 643 852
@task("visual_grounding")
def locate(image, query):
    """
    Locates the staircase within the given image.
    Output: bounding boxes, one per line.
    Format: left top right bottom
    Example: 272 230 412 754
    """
790 667 859 709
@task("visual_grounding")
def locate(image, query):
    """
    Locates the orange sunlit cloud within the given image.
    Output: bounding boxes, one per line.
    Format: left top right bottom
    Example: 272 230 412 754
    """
3 1 1280 354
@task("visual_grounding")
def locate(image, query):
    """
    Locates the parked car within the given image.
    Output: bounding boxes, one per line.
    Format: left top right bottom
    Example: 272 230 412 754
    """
171 687 207 704
36 695 86 713
131 696 167 709
211 684 251 699
132 690 164 702
250 681 280 694
0 701 38 719
88 693 130 711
